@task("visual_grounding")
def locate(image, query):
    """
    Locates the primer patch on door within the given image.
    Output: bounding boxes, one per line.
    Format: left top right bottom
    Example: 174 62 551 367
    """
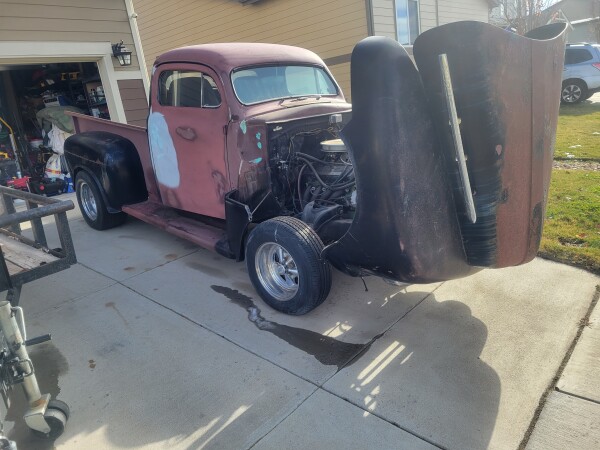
148 112 180 188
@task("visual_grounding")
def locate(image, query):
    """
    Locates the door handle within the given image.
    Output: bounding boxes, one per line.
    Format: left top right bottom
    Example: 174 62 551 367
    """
176 126 197 141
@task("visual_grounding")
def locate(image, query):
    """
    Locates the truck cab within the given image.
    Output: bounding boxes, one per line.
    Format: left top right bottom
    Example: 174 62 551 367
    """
146 43 350 219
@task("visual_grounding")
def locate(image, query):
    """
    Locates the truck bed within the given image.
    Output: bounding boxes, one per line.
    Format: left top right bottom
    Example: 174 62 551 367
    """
68 113 160 203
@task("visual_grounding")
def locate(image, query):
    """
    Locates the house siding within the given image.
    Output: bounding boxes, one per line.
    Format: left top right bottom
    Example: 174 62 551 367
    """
372 0 490 39
0 0 140 72
133 0 369 99
118 79 148 127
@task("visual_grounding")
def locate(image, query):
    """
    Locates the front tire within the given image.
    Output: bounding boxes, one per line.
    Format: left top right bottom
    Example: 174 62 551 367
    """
246 216 331 315
75 172 126 230
561 80 587 104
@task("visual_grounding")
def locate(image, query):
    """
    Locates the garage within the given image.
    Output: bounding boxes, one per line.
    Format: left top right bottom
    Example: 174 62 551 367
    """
0 0 149 195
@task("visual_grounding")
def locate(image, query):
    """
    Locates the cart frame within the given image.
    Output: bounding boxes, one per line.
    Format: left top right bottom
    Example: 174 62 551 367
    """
0 187 75 445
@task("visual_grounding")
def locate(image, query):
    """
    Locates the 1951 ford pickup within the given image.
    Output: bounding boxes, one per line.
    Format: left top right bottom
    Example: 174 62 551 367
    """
65 21 568 315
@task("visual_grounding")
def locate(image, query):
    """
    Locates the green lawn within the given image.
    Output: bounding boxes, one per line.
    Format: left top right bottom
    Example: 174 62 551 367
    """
539 100 600 274
540 170 600 274
554 101 600 160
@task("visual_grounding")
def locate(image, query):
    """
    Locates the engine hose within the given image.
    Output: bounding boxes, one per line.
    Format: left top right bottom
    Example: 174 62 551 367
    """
327 189 346 199
311 186 323 202
321 188 334 201
295 152 326 164
296 157 333 188
297 157 354 190
303 183 314 205
297 164 307 210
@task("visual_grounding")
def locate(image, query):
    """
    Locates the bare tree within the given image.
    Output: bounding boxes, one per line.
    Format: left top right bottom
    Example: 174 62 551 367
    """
498 0 555 34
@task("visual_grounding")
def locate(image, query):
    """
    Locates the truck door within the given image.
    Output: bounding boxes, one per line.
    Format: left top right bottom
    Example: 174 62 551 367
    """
150 63 229 219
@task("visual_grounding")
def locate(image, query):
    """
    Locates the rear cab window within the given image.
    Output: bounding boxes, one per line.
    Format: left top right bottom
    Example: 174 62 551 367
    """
158 70 222 108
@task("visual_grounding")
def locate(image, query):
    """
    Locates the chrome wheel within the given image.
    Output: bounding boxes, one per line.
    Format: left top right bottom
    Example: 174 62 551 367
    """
255 242 299 301
79 181 98 221
562 84 582 103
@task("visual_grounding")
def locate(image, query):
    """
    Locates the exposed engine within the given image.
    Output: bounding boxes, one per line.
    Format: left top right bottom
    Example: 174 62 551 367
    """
267 114 355 237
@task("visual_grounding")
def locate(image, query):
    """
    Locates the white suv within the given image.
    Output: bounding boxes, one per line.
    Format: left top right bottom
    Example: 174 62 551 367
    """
562 43 600 104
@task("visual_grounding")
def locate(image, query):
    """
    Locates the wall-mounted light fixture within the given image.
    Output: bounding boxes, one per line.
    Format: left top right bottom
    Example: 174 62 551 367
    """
112 41 132 66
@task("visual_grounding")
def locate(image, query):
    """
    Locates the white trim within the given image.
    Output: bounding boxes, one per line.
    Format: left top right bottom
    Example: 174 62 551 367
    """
113 70 145 81
0 41 127 124
571 17 600 25
97 54 128 124
125 0 150 99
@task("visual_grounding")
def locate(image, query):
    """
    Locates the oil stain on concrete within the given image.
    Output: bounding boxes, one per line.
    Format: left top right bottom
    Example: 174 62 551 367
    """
211 285 365 369
186 261 226 279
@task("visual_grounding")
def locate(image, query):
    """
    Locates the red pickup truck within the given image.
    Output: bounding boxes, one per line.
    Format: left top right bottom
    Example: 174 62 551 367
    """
65 21 567 315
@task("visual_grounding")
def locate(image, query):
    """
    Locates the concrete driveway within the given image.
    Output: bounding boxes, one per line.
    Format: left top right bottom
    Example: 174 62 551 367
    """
4 194 599 449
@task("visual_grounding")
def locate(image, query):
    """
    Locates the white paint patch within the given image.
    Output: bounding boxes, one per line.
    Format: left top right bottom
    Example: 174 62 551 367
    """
148 112 180 188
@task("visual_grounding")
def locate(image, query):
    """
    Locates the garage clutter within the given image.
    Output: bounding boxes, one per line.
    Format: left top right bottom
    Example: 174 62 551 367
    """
0 62 110 196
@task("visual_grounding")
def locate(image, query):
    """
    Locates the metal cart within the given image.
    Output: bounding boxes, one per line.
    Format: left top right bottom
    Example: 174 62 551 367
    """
0 186 76 449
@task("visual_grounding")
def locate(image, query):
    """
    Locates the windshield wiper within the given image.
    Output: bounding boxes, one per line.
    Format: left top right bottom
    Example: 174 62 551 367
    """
280 95 322 104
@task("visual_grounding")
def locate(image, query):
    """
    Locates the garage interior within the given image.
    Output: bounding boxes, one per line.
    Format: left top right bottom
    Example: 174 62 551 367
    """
0 60 109 195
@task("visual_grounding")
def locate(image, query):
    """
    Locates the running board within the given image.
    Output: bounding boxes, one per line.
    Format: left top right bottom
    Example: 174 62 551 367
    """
122 201 229 255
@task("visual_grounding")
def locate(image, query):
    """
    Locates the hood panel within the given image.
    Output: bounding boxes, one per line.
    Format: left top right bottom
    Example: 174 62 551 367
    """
413 22 567 267
323 21 567 282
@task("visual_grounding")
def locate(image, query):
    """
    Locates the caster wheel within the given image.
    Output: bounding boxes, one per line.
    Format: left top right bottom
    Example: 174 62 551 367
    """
31 399 70 439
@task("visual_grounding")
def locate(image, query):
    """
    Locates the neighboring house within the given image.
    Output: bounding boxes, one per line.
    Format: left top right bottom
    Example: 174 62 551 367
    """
569 17 600 43
0 0 149 126
133 0 493 99
544 0 600 43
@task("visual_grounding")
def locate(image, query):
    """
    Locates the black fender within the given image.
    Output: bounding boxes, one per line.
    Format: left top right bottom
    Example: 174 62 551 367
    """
64 131 147 212
224 189 282 261
322 36 473 283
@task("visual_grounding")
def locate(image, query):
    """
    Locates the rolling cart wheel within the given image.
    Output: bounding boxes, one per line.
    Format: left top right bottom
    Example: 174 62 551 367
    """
30 400 70 440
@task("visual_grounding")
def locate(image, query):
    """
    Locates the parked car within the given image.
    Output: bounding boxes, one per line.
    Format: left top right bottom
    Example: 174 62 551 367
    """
561 43 600 104
64 21 567 315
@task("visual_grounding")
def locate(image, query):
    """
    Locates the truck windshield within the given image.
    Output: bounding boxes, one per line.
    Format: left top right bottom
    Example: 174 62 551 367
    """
232 65 338 105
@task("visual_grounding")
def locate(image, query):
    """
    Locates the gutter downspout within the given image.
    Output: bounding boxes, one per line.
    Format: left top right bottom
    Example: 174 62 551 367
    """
365 0 375 36
125 0 150 99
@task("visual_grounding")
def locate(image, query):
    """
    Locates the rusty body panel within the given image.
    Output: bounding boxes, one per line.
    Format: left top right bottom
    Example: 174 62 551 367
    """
322 36 474 283
323 22 567 282
149 62 230 218
70 113 159 203
413 22 567 268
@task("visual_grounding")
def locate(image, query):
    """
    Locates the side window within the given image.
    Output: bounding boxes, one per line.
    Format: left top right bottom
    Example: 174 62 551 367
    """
202 75 221 107
158 70 221 108
565 49 594 65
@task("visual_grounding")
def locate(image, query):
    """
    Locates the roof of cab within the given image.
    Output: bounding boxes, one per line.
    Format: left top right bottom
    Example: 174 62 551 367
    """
154 43 327 71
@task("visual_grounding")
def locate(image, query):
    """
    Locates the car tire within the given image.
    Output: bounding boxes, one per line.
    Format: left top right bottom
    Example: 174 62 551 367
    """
245 216 331 315
75 172 126 230
561 80 587 104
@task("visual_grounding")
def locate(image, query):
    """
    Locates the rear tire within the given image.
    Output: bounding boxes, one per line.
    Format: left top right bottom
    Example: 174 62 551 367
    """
75 171 126 230
246 216 331 315
561 80 587 104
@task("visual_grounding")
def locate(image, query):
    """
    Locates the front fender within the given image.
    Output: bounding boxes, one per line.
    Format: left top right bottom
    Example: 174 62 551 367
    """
323 21 567 283
322 36 472 283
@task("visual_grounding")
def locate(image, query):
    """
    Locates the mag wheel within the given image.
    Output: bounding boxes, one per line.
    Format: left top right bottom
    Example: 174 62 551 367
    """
246 216 331 315
561 80 587 104
75 172 126 230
